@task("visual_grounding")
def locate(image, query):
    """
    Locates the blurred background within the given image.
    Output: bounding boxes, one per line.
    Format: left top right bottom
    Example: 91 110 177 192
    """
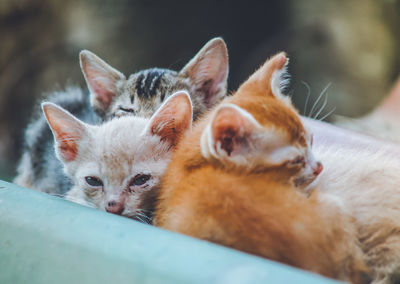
1 0 399 181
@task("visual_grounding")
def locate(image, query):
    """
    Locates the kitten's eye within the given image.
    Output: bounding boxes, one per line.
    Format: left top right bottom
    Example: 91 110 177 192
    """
119 106 135 114
129 174 151 188
289 156 305 167
310 135 314 146
85 176 103 187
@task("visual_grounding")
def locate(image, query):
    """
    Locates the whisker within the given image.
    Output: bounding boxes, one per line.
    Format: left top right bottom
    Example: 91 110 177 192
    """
135 208 153 214
309 83 331 118
313 91 329 120
301 81 311 116
318 107 336 121
135 216 145 223
136 211 152 221
122 209 152 224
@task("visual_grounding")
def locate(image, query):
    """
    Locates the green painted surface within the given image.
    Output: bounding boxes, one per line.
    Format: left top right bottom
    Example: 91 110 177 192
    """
0 180 340 284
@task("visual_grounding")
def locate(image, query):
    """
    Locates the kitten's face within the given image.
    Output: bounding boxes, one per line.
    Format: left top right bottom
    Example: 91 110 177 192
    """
71 121 170 221
108 69 190 119
201 53 322 193
285 130 322 191
43 91 192 221
80 37 228 121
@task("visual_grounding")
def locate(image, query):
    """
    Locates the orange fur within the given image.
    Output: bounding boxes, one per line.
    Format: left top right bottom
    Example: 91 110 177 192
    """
155 53 370 283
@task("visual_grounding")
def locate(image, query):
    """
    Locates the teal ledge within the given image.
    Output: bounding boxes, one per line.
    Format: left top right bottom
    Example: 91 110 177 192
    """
0 180 340 284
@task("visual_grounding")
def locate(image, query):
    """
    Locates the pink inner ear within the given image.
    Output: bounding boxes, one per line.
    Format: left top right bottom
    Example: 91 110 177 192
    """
214 126 236 156
194 59 228 107
150 93 192 148
184 41 228 108
212 108 246 156
211 106 259 157
90 76 115 109
57 134 79 162
86 71 116 110
43 104 84 162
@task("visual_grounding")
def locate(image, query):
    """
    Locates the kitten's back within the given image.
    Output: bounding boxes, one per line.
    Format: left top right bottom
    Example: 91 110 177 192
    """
14 87 100 195
314 142 400 283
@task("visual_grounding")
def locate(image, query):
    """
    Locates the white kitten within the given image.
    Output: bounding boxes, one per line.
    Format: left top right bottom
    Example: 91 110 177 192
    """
42 91 192 221
307 119 400 283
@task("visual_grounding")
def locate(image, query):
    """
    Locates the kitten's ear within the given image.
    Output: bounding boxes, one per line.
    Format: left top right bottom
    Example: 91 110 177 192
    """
80 50 126 113
238 52 290 102
42 102 87 162
180 37 229 108
145 90 193 148
201 104 292 165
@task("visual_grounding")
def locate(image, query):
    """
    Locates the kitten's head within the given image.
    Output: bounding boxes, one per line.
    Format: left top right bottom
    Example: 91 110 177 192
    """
80 37 228 120
42 91 192 220
200 53 322 192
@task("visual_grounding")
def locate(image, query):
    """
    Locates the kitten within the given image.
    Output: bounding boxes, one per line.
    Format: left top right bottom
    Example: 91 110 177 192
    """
334 76 400 143
14 37 228 195
42 91 192 221
309 124 400 283
154 53 369 283
80 37 228 121
302 114 400 282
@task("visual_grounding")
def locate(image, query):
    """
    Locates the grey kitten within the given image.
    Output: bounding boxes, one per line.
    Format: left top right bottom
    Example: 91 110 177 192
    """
14 38 228 196
42 91 192 221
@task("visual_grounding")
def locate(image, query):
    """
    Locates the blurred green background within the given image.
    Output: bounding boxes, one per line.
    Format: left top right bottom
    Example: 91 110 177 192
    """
1 0 399 181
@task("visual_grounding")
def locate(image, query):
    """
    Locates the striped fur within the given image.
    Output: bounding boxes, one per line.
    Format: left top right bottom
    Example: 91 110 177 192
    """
14 38 228 196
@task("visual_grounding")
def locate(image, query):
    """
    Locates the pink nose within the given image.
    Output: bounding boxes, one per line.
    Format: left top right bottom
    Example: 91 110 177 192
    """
106 201 124 215
313 162 323 176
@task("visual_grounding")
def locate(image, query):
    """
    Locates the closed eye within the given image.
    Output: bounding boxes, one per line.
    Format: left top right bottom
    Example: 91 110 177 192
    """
119 106 135 114
288 156 305 167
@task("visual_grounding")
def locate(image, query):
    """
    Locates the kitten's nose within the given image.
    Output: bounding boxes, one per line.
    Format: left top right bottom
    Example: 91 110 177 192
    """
313 162 323 176
106 201 124 215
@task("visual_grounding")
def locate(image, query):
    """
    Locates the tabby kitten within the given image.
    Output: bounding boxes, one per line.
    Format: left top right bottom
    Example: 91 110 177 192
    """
43 91 192 220
154 53 369 283
14 37 228 195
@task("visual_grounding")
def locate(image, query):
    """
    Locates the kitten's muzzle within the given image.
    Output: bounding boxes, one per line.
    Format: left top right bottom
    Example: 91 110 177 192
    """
106 200 124 215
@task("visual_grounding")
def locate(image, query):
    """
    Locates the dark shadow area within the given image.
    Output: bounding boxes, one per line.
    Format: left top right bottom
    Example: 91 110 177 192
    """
1 0 399 180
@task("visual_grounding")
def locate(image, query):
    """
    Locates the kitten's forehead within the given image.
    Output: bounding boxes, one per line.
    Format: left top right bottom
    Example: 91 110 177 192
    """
241 98 307 147
89 116 171 182
126 68 189 101
107 68 192 119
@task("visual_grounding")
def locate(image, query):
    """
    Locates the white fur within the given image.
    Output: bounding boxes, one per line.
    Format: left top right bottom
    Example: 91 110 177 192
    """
314 143 400 282
46 90 192 220
335 112 400 144
63 115 172 218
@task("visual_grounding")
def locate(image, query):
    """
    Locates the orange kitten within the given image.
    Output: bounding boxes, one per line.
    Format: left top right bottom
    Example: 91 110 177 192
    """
154 53 370 283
